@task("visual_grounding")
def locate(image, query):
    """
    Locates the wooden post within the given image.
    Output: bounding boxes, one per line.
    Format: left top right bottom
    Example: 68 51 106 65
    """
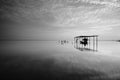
89 37 90 49
96 36 98 51
93 37 95 50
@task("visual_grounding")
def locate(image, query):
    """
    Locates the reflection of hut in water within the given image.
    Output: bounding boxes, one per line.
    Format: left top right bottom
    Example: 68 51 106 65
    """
74 35 98 51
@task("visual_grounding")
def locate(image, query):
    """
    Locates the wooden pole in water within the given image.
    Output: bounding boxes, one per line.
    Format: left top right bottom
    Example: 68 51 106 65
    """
89 37 90 49
76 38 78 48
80 37 81 48
93 37 95 50
96 36 98 51
78 38 79 48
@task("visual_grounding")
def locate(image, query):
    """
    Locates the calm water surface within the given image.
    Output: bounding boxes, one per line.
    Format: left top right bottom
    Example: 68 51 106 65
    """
1 41 120 79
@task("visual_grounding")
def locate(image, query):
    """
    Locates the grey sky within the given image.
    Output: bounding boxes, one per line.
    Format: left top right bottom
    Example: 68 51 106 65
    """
1 0 120 40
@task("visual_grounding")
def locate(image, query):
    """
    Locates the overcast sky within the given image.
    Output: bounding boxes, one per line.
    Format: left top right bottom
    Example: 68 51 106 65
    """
1 0 120 40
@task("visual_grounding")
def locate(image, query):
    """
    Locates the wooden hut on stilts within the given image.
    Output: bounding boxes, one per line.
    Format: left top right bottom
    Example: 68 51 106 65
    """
74 35 98 51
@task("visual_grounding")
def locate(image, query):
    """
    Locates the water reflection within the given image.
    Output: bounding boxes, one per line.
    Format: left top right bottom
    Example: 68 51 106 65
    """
1 41 120 80
58 40 98 52
74 41 98 52
58 40 69 45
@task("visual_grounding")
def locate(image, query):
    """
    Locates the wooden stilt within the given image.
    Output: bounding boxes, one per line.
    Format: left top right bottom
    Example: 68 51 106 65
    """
96 36 98 51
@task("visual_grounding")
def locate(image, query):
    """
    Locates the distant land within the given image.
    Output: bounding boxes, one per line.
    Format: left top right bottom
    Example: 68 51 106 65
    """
116 40 120 42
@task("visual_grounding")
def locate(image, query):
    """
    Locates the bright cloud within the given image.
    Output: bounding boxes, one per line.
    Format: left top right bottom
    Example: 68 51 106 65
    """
40 0 120 35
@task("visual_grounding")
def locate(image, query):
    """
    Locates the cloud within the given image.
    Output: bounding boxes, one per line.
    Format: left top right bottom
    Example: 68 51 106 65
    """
39 0 120 36
49 1 120 23
88 0 120 7
1 0 120 27
1 0 120 40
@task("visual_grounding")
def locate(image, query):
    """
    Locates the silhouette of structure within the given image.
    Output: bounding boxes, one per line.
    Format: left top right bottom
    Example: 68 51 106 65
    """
59 40 69 45
74 35 98 51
